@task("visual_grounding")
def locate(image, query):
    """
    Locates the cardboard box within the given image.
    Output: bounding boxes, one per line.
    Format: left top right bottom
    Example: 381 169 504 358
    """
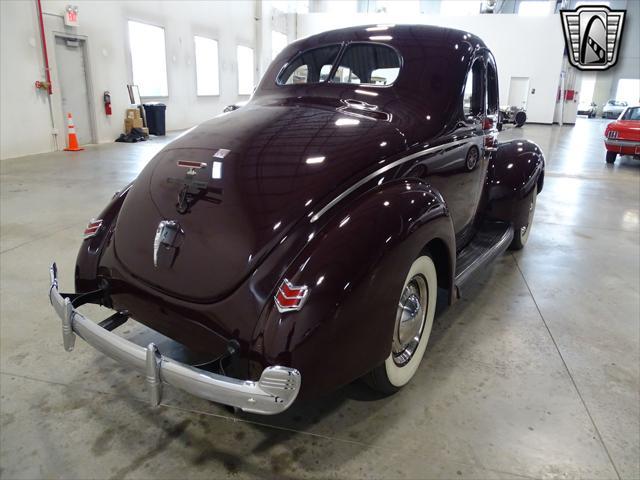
124 118 133 133
126 108 141 119
141 127 149 136
132 117 143 129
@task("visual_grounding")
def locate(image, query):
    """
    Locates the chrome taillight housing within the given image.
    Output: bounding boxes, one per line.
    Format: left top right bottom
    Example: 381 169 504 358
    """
83 219 103 239
274 279 309 313
607 129 619 139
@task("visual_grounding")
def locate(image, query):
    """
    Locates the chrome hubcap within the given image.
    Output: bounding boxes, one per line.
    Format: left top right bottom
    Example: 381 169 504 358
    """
392 275 428 367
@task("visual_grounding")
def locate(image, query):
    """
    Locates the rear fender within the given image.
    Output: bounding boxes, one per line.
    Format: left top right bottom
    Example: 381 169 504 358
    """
484 140 544 228
75 184 132 292
250 179 455 399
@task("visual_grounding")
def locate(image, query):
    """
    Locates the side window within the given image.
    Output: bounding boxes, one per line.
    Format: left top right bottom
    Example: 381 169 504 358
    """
486 61 499 116
463 59 484 118
278 45 341 84
330 44 400 85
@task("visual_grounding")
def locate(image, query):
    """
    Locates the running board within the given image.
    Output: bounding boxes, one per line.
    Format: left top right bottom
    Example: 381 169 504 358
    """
454 221 514 297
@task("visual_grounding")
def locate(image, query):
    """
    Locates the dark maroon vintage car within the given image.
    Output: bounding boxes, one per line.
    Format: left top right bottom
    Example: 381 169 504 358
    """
49 25 544 415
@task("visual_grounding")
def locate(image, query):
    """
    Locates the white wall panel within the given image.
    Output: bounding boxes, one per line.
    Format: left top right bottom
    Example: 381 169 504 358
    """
1 0 256 159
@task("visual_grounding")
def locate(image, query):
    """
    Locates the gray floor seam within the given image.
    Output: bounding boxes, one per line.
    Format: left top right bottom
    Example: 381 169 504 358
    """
511 253 623 480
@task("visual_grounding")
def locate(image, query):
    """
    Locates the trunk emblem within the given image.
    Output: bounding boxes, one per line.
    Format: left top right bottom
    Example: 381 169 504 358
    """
153 220 183 268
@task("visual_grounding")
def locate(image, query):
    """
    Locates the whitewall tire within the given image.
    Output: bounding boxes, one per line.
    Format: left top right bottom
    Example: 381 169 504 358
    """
365 255 437 394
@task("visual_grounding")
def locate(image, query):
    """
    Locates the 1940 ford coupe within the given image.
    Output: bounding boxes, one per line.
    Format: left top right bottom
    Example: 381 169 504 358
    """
49 25 544 415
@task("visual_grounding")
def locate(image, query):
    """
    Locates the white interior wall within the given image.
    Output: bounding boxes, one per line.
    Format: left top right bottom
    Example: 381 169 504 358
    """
297 13 566 124
0 0 259 160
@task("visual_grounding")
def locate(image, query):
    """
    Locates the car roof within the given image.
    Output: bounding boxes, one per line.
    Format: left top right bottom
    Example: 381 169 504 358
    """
293 24 488 51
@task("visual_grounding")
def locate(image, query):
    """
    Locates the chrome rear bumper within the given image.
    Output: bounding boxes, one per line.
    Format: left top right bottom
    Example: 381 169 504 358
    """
48 264 301 415
604 138 640 148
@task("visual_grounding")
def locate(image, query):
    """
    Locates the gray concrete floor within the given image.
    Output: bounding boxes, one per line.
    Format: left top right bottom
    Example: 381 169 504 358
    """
1 119 638 479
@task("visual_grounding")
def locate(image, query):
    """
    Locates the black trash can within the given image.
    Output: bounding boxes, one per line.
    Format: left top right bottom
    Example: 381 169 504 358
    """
143 103 166 136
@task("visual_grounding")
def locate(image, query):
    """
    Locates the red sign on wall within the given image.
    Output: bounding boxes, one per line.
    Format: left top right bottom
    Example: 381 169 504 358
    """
64 6 79 27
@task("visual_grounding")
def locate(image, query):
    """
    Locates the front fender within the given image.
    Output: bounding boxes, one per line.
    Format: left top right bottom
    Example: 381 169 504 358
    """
484 139 544 227
250 179 455 399
75 184 132 292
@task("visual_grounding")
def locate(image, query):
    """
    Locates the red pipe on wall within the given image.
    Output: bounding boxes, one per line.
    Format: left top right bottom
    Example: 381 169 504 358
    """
35 0 52 94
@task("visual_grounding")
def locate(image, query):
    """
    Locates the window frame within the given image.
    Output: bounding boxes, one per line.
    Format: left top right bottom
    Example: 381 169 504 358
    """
485 54 499 117
461 56 486 120
127 19 169 98
193 35 220 97
275 41 403 88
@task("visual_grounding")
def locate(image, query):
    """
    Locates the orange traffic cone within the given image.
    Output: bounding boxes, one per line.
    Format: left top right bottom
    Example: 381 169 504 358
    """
64 113 84 151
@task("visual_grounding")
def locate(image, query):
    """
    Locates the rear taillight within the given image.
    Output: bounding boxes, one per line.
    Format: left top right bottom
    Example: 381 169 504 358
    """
274 279 309 313
83 219 103 239
607 130 619 139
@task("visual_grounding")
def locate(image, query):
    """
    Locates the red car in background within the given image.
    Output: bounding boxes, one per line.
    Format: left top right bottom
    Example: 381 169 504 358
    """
604 106 640 164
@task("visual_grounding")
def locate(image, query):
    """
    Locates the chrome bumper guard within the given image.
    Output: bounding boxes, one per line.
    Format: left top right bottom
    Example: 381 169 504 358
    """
48 264 301 415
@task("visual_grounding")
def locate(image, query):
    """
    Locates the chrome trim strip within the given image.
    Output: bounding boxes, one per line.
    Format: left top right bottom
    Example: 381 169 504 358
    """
310 138 471 223
48 264 301 415
605 138 640 147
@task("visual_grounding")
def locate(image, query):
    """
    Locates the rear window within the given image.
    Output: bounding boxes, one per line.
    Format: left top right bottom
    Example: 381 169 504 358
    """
278 45 341 84
330 44 400 86
621 107 640 120
277 43 401 86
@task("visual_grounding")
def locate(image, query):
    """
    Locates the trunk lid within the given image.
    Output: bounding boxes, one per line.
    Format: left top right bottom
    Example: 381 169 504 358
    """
113 103 405 301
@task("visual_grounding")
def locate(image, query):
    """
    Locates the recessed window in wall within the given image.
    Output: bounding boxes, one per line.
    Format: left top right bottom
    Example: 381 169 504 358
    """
580 73 596 104
440 0 480 15
194 36 219 96
128 21 168 97
272 31 288 60
518 1 551 16
616 79 640 105
237 46 255 95
576 1 609 7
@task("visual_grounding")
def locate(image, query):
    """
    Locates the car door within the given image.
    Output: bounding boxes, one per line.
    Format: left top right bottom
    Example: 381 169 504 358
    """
423 56 487 249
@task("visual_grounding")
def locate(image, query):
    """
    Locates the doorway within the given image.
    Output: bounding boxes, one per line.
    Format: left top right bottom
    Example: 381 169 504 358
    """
54 35 95 145
507 77 530 109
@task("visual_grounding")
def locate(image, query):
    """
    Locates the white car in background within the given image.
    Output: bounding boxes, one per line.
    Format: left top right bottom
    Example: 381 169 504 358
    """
602 100 628 119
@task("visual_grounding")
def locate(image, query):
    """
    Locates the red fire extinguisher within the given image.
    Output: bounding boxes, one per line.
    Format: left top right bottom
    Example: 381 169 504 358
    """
103 91 112 116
